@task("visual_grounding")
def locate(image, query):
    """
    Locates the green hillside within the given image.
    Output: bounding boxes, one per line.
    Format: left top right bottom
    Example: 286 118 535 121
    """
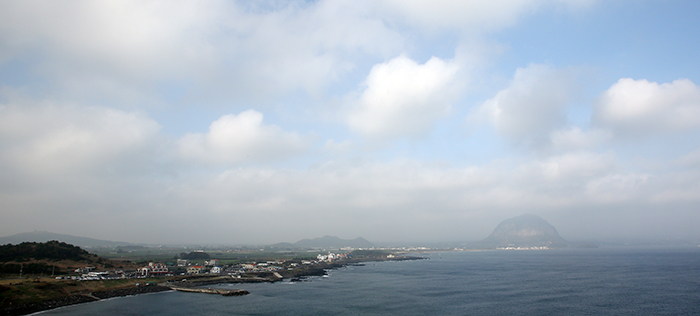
0 241 111 276
0 241 93 262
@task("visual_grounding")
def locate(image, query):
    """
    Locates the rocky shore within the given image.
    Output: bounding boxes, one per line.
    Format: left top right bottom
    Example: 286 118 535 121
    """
1 285 171 316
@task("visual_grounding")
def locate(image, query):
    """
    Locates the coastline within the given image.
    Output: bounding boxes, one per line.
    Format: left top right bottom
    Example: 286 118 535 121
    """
2 255 425 315
170 255 426 287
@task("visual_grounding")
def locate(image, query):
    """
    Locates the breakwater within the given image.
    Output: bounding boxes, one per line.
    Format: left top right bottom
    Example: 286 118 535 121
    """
169 286 249 296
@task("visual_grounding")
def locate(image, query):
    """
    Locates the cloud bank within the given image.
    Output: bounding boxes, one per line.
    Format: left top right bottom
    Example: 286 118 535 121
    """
1 1 699 245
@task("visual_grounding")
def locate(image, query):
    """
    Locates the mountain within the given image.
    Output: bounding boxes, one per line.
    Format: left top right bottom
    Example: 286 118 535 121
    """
0 231 133 248
479 214 569 248
0 241 138 280
269 235 374 249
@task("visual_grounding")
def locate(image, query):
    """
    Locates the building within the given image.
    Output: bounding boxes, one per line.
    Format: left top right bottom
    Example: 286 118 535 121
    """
210 266 222 274
74 266 95 273
177 259 189 267
138 262 169 276
187 265 206 275
205 259 219 267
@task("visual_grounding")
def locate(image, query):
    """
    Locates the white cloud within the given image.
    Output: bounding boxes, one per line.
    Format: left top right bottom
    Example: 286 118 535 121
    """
0 97 160 177
178 110 311 164
0 1 404 104
229 1 404 97
0 0 595 107
474 64 574 147
593 78 700 137
348 55 461 139
0 1 219 90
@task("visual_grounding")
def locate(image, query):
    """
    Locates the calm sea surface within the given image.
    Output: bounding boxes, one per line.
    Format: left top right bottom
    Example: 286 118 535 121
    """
37 247 700 315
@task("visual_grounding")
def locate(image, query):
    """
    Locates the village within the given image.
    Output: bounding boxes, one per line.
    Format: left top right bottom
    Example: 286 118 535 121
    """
55 251 368 282
1 241 422 315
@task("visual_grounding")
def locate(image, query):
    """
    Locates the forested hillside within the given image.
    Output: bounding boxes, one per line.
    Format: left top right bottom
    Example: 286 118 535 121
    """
0 241 107 276
0 241 93 262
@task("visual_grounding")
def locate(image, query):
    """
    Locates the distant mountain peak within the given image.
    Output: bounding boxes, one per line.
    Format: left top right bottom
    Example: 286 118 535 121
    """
480 214 569 247
0 231 132 248
269 235 374 249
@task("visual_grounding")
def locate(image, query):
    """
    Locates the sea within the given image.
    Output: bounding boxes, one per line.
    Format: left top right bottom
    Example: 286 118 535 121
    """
36 247 700 315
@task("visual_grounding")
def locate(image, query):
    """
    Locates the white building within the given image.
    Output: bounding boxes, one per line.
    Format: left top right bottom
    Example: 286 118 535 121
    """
138 262 169 276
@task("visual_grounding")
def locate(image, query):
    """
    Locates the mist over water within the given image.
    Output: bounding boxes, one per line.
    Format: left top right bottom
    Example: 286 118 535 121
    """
39 247 700 316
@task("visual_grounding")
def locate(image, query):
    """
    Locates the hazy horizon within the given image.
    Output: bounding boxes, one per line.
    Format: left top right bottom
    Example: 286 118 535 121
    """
2 1 700 245
5 227 700 249
3 214 700 248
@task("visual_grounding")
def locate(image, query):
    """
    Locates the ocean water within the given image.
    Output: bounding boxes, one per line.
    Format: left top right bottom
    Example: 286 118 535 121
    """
38 247 700 315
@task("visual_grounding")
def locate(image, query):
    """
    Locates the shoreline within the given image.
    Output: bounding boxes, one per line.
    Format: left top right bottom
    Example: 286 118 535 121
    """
2 285 172 316
2 255 425 315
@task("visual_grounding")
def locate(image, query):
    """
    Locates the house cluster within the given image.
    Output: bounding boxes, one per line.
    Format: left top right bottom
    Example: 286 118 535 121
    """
57 250 358 281
57 267 126 281
497 246 550 250
74 266 96 273
137 262 170 276
229 260 286 274
316 252 349 262
178 258 223 275
179 258 328 276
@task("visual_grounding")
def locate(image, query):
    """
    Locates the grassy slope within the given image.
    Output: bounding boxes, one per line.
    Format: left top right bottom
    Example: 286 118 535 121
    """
0 277 165 307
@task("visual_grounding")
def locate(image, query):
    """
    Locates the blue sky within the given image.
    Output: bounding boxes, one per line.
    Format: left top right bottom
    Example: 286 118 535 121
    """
1 0 700 245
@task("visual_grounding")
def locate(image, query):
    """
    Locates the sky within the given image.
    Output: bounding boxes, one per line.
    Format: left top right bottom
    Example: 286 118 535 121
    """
1 0 700 245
